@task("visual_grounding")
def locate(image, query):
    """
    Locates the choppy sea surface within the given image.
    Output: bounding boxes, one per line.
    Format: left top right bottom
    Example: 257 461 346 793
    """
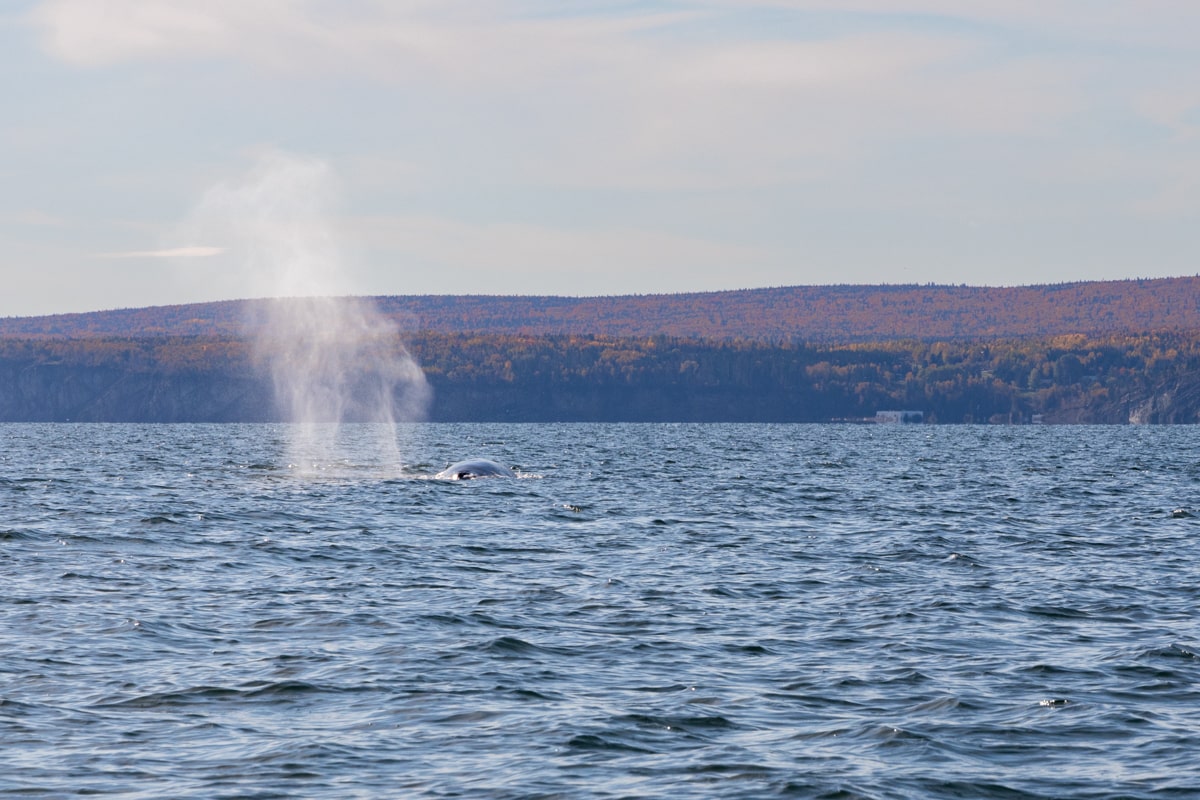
3 422 1199 799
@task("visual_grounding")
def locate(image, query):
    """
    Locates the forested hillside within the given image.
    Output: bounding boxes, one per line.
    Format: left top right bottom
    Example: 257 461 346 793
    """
3 277 1199 342
6 279 1200 423
3 330 1200 423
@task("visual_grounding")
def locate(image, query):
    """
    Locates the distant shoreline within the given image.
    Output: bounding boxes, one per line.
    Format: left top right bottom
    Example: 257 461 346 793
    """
2 329 1197 424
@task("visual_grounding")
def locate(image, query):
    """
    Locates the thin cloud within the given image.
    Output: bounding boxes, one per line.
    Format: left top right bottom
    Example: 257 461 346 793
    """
20 0 1200 308
31 1 1200 73
16 1 1117 187
97 246 225 259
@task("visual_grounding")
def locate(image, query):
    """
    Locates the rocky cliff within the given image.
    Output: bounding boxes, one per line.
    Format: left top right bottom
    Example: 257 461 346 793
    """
0 363 274 422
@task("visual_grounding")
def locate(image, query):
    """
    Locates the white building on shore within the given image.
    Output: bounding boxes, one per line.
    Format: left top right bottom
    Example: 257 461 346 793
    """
875 410 924 424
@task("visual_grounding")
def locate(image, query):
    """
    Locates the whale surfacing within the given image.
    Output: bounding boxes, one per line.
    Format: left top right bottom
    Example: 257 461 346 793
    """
435 458 514 480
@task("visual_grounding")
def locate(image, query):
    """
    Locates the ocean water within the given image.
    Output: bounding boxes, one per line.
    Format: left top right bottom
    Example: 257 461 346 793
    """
2 422 1199 799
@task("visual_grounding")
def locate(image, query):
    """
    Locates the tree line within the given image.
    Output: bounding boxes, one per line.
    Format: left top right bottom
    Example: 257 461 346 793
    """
3 330 1200 422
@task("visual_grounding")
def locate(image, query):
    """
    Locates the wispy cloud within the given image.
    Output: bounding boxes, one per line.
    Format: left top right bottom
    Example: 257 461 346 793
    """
97 246 224 259
30 1 1200 72
32 1 1080 198
28 1 684 75
17 1 1143 180
17 0 1200 310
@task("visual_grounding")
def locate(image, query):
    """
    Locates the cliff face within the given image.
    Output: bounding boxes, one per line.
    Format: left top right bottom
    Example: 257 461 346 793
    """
422 378 819 422
1031 376 1200 425
6 360 1200 423
7 332 1200 423
0 363 275 422
1125 382 1200 425
0 366 821 423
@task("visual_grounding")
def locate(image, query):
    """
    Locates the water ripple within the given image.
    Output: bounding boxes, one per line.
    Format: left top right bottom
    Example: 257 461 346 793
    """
3 423 1200 798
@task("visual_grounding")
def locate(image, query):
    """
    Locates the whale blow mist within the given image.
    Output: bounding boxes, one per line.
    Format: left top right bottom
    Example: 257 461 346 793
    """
196 151 430 473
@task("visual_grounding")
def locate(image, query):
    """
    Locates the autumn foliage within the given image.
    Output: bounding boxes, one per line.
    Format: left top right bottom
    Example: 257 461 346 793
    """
3 328 1200 422
4 277 1200 343
6 278 1200 421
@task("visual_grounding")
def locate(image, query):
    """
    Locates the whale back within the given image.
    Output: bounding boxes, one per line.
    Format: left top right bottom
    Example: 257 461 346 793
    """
435 458 514 480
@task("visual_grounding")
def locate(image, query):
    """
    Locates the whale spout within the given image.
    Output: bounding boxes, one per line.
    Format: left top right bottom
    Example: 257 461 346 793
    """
435 458 514 480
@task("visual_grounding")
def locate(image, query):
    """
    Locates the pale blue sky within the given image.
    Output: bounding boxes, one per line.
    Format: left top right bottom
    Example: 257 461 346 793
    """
3 1 1200 317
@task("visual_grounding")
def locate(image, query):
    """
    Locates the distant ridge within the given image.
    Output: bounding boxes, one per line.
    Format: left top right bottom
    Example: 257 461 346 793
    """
4 277 1199 342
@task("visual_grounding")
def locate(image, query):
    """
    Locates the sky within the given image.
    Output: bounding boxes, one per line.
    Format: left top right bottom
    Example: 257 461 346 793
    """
3 1 1200 317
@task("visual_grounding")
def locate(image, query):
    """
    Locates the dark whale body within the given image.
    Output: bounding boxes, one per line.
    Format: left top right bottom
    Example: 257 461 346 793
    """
435 458 514 480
